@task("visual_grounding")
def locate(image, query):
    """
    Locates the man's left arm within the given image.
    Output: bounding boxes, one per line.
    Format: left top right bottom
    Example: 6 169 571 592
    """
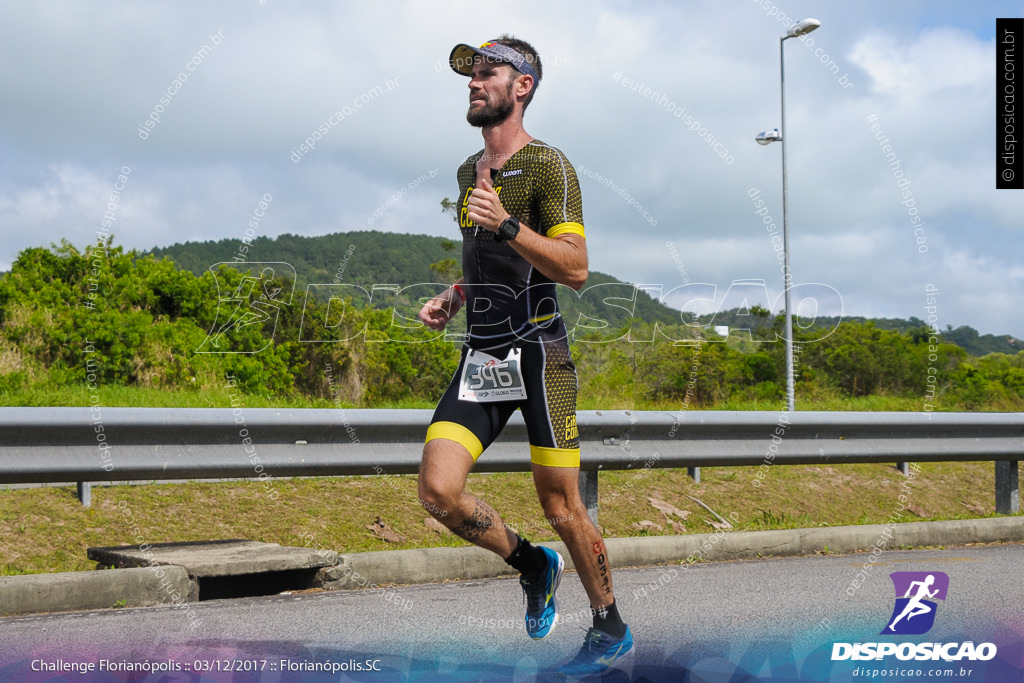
467 176 588 290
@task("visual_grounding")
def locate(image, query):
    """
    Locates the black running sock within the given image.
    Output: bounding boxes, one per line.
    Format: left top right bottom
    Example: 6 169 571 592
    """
504 536 547 576
592 600 627 639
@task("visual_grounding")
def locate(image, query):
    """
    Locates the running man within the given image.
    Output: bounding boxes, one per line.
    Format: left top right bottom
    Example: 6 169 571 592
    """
416 36 634 677
206 267 283 350
887 574 939 631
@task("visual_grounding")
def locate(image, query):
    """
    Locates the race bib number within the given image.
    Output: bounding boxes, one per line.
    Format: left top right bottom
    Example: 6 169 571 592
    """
458 348 527 402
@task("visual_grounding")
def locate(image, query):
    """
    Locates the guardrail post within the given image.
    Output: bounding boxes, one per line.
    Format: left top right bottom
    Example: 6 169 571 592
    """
896 462 909 476
688 467 701 484
77 482 92 507
995 461 1019 515
578 469 599 526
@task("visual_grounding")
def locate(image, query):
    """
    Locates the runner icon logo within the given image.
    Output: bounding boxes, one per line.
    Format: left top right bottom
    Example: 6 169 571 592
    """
881 571 949 635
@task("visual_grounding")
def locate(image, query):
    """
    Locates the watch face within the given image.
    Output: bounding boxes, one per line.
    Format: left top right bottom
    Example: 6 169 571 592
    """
500 218 519 241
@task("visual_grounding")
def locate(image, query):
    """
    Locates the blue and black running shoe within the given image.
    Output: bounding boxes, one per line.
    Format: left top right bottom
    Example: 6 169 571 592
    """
520 546 564 639
559 625 635 679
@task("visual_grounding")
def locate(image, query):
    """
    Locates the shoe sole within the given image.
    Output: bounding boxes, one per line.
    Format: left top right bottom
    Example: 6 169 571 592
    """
608 645 636 679
528 550 564 640
563 644 635 681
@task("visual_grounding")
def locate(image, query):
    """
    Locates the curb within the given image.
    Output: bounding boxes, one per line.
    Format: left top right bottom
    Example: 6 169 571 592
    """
321 516 1024 590
2 517 1021 617
604 516 1024 567
0 566 194 617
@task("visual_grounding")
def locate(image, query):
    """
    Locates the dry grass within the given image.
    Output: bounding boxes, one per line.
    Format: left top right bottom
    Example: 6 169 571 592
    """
1 460 1018 576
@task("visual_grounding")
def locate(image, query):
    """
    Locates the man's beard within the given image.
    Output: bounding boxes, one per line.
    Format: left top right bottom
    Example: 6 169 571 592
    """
466 83 515 128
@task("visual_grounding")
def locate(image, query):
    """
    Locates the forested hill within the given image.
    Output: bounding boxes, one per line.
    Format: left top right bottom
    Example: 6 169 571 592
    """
149 231 452 287
146 230 1020 357
842 316 1019 357
2 238 1020 409
146 230 682 329
698 309 1020 358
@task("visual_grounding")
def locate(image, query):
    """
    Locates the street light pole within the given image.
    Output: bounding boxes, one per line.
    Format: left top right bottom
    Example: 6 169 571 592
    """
756 17 820 412
779 33 794 412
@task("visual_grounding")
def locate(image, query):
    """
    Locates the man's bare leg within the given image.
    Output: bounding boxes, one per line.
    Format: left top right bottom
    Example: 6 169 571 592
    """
418 439 517 556
420 439 570 640
531 463 616 610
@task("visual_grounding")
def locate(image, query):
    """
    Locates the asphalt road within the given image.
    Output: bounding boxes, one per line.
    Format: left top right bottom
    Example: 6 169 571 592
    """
1 545 1022 682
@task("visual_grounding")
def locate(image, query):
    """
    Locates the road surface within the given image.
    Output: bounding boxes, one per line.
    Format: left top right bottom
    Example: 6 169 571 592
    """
1 544 1021 681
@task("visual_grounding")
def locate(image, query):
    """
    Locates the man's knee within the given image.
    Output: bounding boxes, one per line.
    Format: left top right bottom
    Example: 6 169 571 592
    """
417 471 456 513
539 495 579 524
418 440 472 515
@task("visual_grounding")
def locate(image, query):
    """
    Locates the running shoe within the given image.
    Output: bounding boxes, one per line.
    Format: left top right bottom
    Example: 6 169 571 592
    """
520 546 564 639
559 625 635 679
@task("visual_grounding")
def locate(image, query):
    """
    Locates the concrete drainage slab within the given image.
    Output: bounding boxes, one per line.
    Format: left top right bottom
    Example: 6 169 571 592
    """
87 540 337 600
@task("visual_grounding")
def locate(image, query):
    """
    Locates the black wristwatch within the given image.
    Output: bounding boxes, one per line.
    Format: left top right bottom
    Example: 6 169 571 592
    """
495 216 521 242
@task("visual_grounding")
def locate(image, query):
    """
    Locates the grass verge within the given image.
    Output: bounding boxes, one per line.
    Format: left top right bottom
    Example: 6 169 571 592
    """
1 460 1019 576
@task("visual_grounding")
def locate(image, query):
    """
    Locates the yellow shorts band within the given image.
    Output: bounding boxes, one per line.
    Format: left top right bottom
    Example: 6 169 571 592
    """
425 421 484 461
530 445 580 468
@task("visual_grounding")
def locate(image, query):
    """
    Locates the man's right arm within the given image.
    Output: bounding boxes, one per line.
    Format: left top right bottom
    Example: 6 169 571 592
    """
418 278 465 331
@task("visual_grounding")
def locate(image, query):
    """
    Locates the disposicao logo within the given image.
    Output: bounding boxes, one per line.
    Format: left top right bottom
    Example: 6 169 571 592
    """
882 571 948 635
831 571 997 662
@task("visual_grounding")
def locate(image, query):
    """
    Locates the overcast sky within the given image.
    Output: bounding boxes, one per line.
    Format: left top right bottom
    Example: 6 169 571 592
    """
1 1 1021 338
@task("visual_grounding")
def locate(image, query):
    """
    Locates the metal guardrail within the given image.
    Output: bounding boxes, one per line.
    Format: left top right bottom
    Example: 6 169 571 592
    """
0 408 1020 515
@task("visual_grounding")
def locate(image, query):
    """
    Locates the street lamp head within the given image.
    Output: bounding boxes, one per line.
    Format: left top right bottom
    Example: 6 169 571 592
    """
755 128 782 145
786 18 821 38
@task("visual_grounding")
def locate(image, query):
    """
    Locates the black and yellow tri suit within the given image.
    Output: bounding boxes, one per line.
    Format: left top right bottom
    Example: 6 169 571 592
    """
426 140 585 468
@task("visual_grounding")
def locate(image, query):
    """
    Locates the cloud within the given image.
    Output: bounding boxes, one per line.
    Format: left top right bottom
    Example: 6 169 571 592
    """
849 27 991 99
0 0 1020 340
